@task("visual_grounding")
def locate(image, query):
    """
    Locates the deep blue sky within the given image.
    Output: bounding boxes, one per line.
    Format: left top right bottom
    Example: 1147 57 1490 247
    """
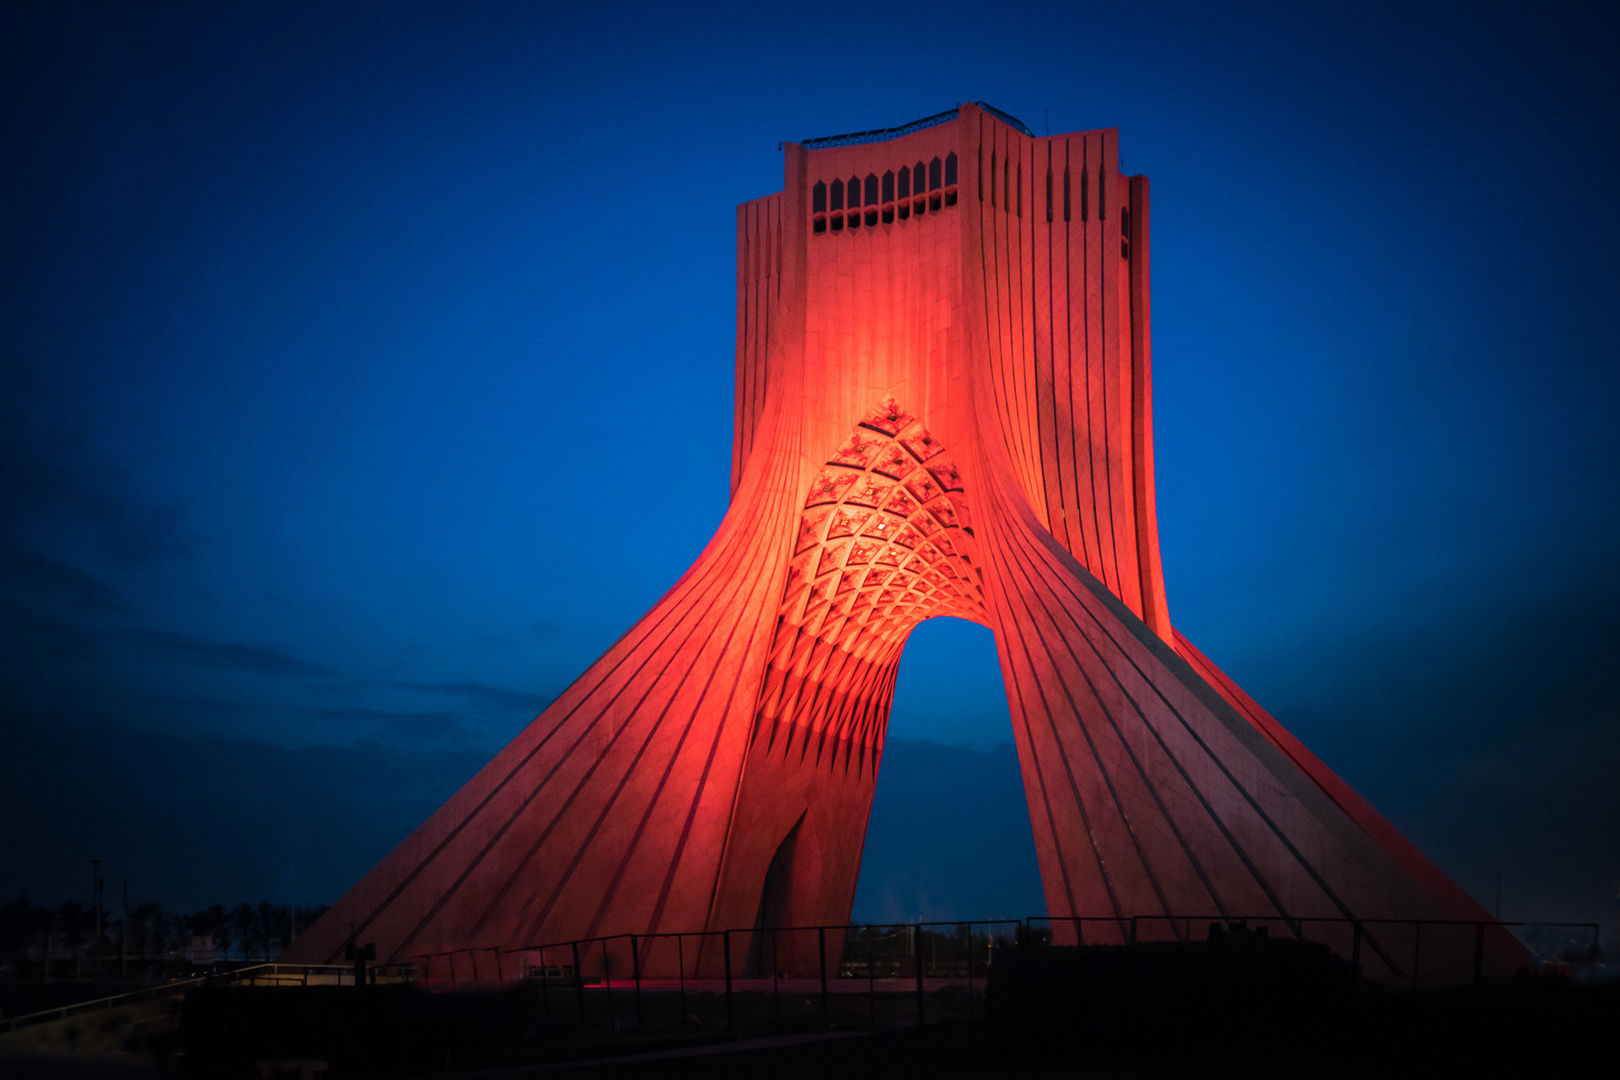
2 1 1615 934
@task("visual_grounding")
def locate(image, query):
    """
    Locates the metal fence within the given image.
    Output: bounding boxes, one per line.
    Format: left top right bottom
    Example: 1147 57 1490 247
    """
4 915 1597 1040
410 914 1601 1036
416 921 1024 1035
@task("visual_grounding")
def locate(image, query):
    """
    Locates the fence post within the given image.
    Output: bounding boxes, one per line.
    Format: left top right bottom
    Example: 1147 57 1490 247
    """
601 940 614 1026
967 924 976 1023
868 933 876 1030
677 935 686 1020
540 950 552 1025
572 941 586 1031
1473 923 1486 989
914 923 925 1029
722 930 735 1033
818 927 828 1028
631 934 642 1031
1412 922 1421 991
1351 921 1362 988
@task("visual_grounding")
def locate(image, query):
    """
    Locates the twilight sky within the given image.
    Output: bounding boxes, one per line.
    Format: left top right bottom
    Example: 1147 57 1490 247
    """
2 1 1616 935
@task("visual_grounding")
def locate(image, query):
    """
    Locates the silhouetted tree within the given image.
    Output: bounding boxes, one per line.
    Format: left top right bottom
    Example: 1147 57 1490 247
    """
187 904 229 962
229 903 256 960
255 901 281 959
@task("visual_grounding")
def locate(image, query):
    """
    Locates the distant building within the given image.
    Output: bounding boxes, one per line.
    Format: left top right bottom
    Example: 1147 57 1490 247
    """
183 935 216 965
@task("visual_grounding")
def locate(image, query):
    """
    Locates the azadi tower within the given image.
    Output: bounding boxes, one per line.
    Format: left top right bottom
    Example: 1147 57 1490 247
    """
285 103 1502 972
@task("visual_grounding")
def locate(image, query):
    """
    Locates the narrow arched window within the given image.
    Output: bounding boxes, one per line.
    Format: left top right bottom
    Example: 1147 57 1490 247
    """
830 178 845 231
896 166 911 219
929 157 942 191
813 180 827 214
849 175 862 228
881 170 895 223
1119 204 1131 258
944 151 958 206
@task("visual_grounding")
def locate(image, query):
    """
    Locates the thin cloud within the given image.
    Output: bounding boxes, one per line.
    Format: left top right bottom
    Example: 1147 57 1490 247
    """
0 536 131 614
0 597 105 659
305 706 480 745
129 629 332 677
386 680 547 715
0 356 198 569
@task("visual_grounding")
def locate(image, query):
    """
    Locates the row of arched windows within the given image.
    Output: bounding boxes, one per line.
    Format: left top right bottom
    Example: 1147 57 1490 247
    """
809 147 1131 258
811 153 959 234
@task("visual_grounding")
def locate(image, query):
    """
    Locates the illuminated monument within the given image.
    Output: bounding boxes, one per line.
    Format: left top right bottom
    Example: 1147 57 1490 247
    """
285 103 1499 971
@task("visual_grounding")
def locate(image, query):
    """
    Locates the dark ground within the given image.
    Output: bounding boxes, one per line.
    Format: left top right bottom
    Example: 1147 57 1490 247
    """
4 980 1615 1079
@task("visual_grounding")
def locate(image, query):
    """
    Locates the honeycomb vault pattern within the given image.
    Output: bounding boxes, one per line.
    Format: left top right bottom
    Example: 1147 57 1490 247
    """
749 401 985 766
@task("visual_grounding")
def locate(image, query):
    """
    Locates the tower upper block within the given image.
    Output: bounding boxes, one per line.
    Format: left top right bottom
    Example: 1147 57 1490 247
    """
284 104 1506 975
